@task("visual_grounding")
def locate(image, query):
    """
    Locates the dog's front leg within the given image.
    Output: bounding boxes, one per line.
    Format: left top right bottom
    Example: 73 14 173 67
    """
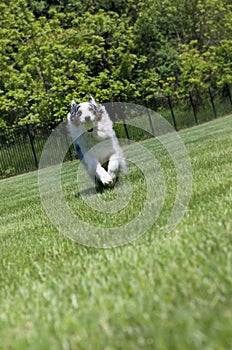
85 157 113 185
107 153 120 180
95 162 113 185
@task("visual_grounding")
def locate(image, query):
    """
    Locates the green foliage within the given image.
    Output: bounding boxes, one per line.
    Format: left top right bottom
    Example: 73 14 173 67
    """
0 0 232 125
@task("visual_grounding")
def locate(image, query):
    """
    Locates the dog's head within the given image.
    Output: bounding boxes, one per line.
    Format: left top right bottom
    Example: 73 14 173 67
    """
69 96 104 132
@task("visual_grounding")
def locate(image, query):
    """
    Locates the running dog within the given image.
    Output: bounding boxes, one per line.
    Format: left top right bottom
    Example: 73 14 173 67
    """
67 96 127 187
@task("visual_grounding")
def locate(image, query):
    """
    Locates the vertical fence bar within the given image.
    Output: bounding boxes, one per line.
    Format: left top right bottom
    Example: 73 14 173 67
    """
123 122 130 143
0 129 15 177
26 124 38 168
144 101 155 137
226 83 232 108
208 87 217 118
167 95 178 131
189 91 198 124
63 122 73 161
147 108 155 137
118 102 130 143
13 134 24 170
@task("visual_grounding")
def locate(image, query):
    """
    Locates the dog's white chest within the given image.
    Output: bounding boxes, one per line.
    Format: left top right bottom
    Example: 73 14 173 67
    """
80 132 115 162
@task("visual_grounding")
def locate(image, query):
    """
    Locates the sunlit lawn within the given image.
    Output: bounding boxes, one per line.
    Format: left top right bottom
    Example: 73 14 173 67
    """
0 115 232 349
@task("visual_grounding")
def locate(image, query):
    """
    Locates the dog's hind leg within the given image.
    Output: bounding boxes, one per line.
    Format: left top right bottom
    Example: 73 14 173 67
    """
119 156 127 174
74 141 83 160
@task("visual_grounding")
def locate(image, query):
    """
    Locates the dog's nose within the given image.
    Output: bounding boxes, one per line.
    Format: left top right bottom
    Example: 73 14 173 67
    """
85 116 91 122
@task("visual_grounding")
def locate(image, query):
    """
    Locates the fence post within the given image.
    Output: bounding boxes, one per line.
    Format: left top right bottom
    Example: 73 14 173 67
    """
62 123 73 161
208 87 217 118
118 102 130 143
147 108 155 137
226 83 232 108
26 124 38 169
167 95 177 131
189 92 198 124
144 101 155 137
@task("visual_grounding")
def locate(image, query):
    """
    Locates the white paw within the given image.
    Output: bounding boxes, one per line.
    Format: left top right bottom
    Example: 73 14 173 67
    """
100 172 113 186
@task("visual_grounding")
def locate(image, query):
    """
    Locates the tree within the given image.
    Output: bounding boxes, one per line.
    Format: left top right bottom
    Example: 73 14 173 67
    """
0 0 231 126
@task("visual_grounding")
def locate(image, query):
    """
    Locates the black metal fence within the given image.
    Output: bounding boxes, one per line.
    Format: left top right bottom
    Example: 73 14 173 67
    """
0 123 74 178
140 83 232 131
0 84 232 179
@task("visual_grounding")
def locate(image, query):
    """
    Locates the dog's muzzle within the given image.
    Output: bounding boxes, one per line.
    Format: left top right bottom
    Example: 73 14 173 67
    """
84 116 94 132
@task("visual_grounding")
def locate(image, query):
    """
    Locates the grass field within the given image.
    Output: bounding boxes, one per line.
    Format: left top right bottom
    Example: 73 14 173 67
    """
0 115 232 349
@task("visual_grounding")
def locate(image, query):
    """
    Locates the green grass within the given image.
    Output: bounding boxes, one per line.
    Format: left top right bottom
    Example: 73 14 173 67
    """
0 115 232 349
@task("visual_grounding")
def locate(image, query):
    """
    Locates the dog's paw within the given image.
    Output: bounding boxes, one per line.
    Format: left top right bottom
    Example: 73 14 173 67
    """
95 176 114 193
100 172 113 186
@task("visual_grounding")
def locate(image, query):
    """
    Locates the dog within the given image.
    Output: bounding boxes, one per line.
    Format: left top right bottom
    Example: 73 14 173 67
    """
67 96 127 188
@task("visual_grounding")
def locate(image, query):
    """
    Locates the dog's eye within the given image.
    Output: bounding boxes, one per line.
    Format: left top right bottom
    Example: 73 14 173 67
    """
88 106 97 114
76 106 82 117
71 109 82 119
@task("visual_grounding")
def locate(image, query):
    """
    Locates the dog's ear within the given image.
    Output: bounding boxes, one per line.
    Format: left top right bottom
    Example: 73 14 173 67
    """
70 99 81 114
89 96 98 107
71 99 77 109
89 95 103 120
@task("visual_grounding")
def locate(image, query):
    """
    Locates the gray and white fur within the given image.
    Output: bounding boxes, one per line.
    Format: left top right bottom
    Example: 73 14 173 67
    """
67 96 127 186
